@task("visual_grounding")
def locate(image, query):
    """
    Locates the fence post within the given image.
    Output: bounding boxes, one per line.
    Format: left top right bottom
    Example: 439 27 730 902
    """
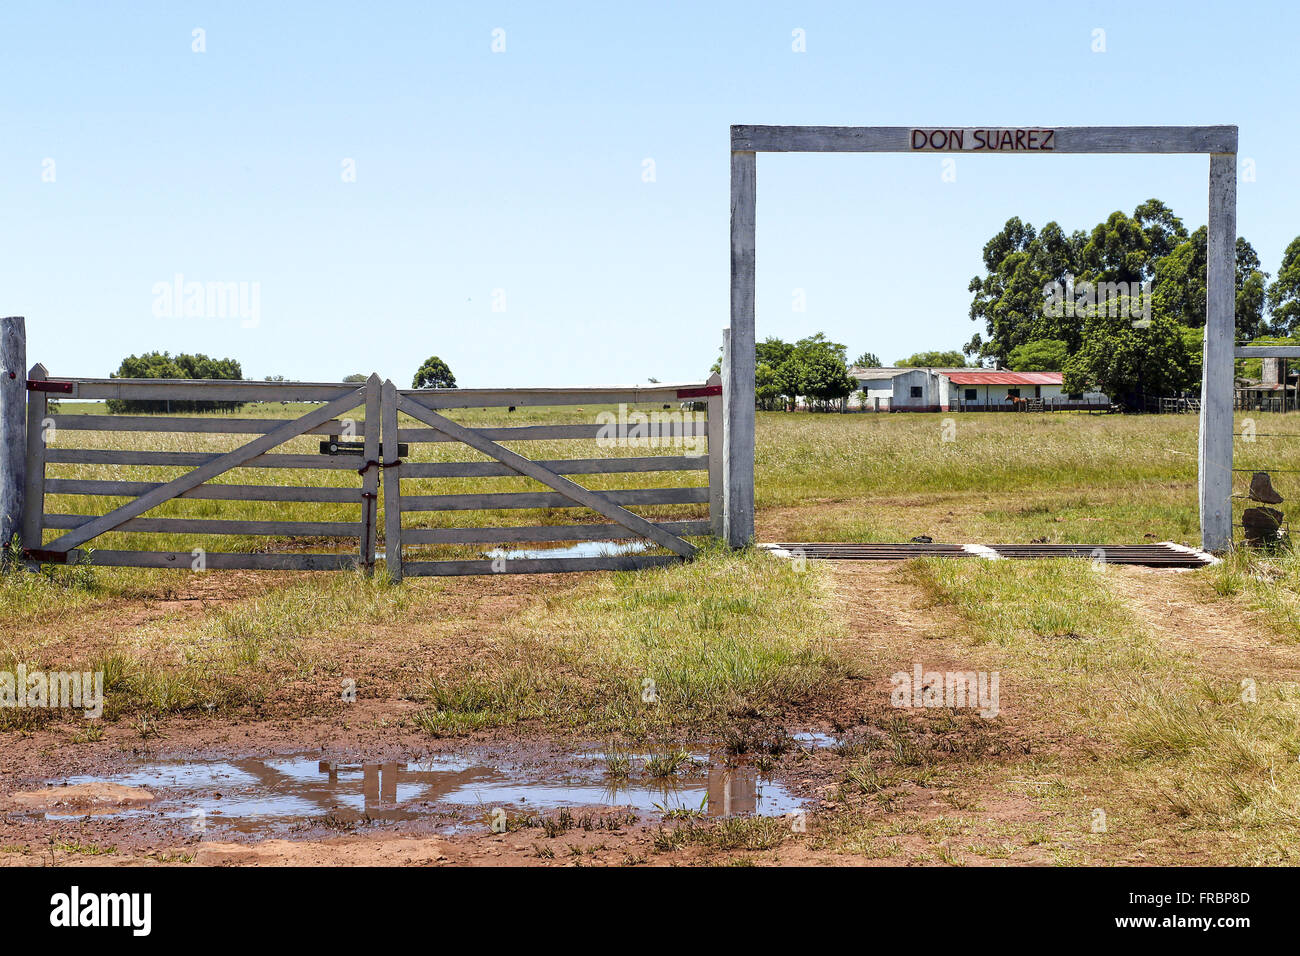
726 149 756 548
0 317 25 553
706 370 724 537
381 380 403 583
360 373 382 573
1199 153 1236 552
22 363 48 551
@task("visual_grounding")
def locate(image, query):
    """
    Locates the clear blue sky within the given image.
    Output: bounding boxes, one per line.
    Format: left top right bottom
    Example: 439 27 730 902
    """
3 0 1296 386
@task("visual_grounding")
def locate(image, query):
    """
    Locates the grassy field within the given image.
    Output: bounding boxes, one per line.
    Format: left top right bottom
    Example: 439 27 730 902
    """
4 405 1299 865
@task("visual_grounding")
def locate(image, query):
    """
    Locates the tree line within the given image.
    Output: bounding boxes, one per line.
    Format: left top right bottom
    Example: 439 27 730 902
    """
102 352 458 413
966 199 1300 402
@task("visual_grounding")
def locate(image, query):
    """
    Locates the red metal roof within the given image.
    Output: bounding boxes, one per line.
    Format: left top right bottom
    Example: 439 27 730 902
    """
945 371 1063 386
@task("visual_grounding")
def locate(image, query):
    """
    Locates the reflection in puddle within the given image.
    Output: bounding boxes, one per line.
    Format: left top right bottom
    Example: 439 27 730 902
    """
53 748 802 836
483 540 650 561
792 731 840 749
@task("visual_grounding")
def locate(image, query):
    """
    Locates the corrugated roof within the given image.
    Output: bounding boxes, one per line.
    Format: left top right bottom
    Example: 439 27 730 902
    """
945 371 1063 386
847 367 918 378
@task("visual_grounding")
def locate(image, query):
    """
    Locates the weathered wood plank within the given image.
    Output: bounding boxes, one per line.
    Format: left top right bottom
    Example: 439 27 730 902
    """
1234 346 1300 358
730 125 1239 154
44 514 361 537
44 479 360 503
51 549 358 571
21 363 47 549
46 449 361 470
43 387 367 552
67 380 361 403
395 395 697 558
726 150 756 548
403 520 711 545
382 380 403 582
396 422 708 444
49 415 366 436
706 370 723 536
401 455 707 479
0 317 24 549
402 555 682 576
400 383 709 409
1199 152 1237 552
360 374 381 571
400 486 708 512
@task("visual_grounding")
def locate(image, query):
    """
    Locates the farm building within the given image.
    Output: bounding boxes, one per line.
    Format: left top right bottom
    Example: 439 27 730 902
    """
1236 356 1298 412
847 367 1109 412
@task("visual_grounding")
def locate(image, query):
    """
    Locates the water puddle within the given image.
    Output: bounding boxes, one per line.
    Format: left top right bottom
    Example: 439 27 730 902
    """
792 731 840 749
43 747 802 837
483 540 650 561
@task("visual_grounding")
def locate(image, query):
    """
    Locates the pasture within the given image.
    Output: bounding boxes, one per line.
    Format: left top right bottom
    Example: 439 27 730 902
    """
2 407 1299 866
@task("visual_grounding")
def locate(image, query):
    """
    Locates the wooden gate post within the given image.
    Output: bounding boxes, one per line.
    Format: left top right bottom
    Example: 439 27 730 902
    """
381 380 403 583
1199 153 1237 552
725 150 756 548
360 373 382 572
706 370 724 536
0 316 25 552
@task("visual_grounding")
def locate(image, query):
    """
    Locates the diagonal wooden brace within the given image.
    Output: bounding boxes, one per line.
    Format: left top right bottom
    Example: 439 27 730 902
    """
396 394 697 559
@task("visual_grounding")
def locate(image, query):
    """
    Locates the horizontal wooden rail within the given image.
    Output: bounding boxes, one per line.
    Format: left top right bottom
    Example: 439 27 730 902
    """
398 383 712 409
44 479 360 503
396 422 708 443
44 514 361 537
26 549 358 570
47 449 361 470
402 519 711 545
50 415 366 436
1234 346 1300 358
730 124 1239 154
400 486 708 512
402 554 682 576
64 379 362 403
401 455 707 479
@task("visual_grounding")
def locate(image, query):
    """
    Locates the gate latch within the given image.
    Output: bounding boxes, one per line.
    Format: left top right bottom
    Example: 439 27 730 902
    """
319 436 409 457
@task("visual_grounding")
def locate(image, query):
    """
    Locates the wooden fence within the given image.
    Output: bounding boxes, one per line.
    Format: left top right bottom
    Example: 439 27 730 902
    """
10 364 722 578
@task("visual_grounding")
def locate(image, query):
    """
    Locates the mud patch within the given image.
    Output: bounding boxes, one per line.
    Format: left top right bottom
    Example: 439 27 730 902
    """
25 746 803 840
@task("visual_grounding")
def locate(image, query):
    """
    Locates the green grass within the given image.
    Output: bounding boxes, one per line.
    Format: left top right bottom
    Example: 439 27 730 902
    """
909 556 1300 862
414 546 850 737
756 409 1296 544
1202 545 1300 641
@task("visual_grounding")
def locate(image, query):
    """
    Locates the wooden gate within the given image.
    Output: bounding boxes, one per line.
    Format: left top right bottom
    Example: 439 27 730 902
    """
17 368 720 577
22 371 382 570
380 377 721 580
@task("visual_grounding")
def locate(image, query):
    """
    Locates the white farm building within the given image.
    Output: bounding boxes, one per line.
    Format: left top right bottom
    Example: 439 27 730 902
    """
847 367 1109 412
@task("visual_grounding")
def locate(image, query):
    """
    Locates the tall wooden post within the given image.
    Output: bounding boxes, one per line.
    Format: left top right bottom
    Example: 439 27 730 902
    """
725 150 756 548
1199 153 1237 552
381 380 403 583
360 373 382 572
0 316 26 552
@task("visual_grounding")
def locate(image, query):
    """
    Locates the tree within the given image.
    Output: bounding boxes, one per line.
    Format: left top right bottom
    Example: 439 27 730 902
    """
711 332 852 409
1267 236 1300 335
1152 227 1268 338
754 362 781 410
411 356 457 389
853 351 881 367
896 350 967 368
1062 300 1195 405
106 352 244 413
1007 339 1069 372
342 373 368 384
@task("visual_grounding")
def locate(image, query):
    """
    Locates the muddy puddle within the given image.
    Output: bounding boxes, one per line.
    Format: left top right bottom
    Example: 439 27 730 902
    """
483 540 650 561
32 746 802 838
